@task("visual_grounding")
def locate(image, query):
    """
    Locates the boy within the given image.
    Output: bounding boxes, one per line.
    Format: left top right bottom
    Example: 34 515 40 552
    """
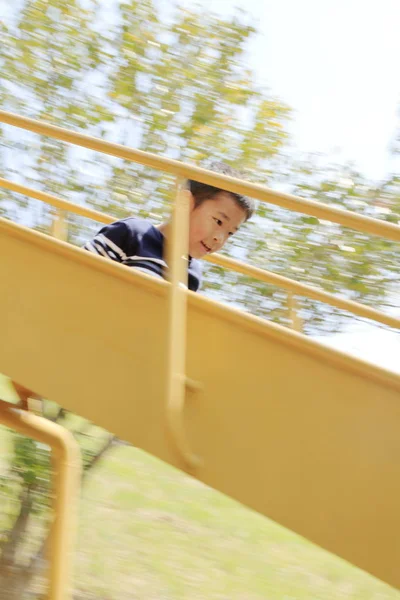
84 162 255 290
9 164 254 408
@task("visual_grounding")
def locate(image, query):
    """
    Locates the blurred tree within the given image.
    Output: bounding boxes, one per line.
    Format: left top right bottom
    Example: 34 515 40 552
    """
1 0 397 334
0 0 289 229
211 157 399 333
0 0 115 232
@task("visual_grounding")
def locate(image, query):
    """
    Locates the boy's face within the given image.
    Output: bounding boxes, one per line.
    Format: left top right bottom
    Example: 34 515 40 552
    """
188 192 247 259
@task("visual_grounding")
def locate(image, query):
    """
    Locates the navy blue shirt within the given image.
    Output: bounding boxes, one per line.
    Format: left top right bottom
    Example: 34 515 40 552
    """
84 218 202 292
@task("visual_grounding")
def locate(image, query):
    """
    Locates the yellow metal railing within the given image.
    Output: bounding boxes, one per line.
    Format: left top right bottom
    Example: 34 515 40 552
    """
1 110 400 241
0 176 399 332
1 112 399 452
1 110 400 596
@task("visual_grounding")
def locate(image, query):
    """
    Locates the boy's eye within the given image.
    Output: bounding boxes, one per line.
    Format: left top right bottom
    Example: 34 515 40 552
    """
213 217 223 226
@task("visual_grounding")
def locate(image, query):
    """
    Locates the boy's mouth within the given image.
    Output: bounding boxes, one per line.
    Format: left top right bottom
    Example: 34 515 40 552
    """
201 241 212 253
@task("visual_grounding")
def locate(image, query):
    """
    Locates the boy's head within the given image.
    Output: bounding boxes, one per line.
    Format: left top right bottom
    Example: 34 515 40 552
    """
186 162 255 259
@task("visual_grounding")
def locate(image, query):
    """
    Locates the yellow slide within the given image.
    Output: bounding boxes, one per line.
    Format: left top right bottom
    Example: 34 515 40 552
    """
2 215 400 589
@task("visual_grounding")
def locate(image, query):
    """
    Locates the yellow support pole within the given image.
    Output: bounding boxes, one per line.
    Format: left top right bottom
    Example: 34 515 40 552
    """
287 292 303 332
0 399 81 600
51 208 68 242
165 181 201 470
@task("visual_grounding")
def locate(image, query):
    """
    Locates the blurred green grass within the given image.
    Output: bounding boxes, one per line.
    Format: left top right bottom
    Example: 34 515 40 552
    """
1 374 399 599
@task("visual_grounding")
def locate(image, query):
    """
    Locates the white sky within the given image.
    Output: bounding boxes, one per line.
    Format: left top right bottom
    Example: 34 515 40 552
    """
182 0 400 180
314 321 400 374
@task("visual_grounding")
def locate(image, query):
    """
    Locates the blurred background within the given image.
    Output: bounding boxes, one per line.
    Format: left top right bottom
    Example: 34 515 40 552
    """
0 1 399 598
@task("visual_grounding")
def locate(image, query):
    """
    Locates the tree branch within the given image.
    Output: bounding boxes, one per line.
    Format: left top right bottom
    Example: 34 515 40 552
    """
0 485 33 567
26 433 117 579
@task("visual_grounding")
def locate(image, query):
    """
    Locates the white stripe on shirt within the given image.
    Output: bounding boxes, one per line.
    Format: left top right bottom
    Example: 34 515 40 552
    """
124 255 167 267
92 240 109 258
85 241 99 254
96 234 127 260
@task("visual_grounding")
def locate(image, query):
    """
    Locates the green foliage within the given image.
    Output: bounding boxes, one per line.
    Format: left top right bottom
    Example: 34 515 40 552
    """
204 157 399 333
0 0 398 335
12 436 49 489
0 433 51 570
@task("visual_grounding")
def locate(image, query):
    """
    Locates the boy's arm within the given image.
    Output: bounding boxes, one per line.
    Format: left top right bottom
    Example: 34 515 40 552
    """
83 220 134 263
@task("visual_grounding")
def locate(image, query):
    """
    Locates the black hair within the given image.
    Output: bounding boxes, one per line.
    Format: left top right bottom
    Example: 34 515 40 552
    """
187 161 255 221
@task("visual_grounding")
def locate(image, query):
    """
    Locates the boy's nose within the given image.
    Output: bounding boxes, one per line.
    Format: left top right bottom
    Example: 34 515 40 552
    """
213 231 224 244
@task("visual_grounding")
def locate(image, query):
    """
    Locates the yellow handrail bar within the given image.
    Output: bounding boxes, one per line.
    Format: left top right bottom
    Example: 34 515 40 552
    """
0 177 112 225
1 110 399 242
207 253 400 330
0 176 398 330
